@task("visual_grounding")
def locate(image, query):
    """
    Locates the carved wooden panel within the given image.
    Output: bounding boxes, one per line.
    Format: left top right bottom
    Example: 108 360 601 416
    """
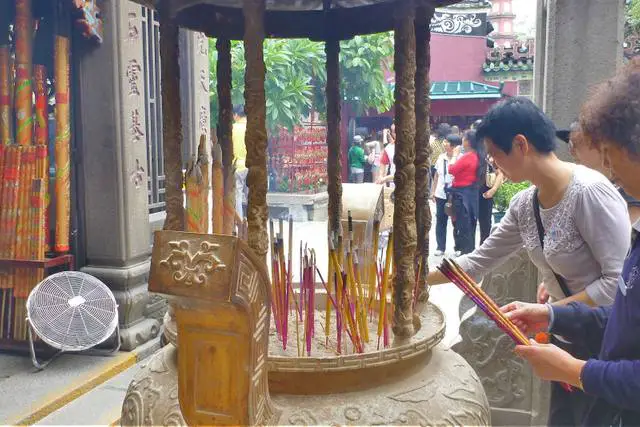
176 308 250 425
149 231 233 300
149 230 277 426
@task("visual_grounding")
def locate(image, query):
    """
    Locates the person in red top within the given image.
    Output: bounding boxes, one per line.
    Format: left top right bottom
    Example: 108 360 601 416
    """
447 130 485 255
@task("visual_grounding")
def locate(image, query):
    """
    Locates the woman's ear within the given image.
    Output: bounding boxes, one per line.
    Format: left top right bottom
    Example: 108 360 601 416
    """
513 134 530 156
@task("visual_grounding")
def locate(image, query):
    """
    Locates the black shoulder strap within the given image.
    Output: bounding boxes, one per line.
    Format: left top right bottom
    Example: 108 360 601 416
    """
532 188 572 297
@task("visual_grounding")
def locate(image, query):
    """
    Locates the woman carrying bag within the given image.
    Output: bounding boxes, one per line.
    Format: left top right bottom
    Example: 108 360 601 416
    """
504 60 640 426
426 97 630 426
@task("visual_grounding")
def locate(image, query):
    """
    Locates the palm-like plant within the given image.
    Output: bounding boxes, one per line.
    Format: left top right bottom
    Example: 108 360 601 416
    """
209 33 395 131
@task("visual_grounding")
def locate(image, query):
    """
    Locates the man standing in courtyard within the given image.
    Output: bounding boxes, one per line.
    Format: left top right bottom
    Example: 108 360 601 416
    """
233 105 247 218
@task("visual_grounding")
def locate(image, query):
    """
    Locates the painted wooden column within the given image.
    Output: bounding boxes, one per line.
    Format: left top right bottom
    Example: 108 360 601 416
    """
243 0 268 262
392 0 417 338
325 38 342 237
158 1 184 232
414 6 433 302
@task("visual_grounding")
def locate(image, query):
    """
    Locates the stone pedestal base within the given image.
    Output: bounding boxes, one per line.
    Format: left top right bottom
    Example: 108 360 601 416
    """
82 261 162 351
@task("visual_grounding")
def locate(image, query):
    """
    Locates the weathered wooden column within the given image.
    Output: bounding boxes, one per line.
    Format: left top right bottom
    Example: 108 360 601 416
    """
325 37 342 237
392 0 417 338
414 6 433 302
243 0 269 262
159 1 185 231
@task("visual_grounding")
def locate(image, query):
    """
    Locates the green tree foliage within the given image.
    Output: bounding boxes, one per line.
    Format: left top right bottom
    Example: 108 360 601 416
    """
209 33 394 131
626 0 640 36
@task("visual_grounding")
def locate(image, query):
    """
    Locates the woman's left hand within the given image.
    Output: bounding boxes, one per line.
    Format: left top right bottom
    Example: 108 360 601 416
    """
514 341 586 388
483 189 495 199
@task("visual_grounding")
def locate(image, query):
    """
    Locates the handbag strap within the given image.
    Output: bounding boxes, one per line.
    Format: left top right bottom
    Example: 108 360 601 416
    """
532 188 572 297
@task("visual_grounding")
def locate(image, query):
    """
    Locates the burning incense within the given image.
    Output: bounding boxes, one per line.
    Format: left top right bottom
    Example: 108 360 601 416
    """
377 231 393 349
212 140 224 234
14 0 33 147
54 19 71 253
222 168 236 235
185 158 206 233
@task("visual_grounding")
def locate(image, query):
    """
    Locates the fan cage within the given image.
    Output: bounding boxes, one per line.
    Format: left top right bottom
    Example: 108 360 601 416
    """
26 271 119 352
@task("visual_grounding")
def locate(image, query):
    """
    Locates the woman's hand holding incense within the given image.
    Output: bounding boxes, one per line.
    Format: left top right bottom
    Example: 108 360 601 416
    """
536 282 549 304
501 301 549 335
514 341 586 390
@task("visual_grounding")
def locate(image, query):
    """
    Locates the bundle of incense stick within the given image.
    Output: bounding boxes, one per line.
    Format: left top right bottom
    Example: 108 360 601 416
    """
438 258 574 392
437 258 529 345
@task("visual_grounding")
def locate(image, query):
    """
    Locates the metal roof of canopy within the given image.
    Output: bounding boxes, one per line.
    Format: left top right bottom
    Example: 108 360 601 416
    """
132 0 463 40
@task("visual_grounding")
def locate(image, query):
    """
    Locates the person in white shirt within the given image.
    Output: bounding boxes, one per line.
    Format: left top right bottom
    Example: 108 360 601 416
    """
430 135 460 256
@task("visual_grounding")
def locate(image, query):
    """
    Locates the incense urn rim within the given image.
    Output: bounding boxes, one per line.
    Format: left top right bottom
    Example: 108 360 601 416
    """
267 302 445 372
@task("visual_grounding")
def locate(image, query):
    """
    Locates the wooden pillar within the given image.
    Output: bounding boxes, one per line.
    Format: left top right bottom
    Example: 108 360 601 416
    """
243 0 268 262
216 38 233 175
159 2 185 231
325 38 342 237
392 0 417 338
414 6 433 302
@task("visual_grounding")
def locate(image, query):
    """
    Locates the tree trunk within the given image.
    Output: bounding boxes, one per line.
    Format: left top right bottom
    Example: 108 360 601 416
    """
159 3 185 231
243 0 269 262
392 0 417 338
325 38 342 238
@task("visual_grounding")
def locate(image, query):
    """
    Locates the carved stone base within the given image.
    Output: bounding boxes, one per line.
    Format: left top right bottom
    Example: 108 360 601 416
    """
122 344 489 426
453 250 549 426
82 261 161 351
122 303 490 426
119 318 161 352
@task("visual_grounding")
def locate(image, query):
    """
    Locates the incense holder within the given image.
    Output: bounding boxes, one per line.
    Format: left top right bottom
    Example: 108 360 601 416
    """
121 231 489 426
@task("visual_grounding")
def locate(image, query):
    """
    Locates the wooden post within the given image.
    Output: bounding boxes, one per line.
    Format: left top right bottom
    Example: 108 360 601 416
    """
243 0 269 262
325 38 342 237
392 0 417 338
159 2 185 232
414 6 434 302
216 38 236 234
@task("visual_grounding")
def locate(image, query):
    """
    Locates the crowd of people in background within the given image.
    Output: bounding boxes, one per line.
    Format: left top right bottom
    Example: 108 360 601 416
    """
347 118 506 257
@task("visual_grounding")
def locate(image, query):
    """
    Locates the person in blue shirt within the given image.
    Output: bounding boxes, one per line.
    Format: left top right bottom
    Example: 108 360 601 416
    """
502 59 640 426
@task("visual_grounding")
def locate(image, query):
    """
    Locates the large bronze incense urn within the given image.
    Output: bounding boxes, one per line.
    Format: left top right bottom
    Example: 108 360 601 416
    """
120 0 489 424
121 231 489 426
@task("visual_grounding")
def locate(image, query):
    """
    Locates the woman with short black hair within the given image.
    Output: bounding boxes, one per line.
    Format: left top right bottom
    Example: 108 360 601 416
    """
427 96 630 426
504 59 640 427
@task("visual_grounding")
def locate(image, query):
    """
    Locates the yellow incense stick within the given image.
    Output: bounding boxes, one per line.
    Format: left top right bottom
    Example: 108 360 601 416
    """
377 231 393 340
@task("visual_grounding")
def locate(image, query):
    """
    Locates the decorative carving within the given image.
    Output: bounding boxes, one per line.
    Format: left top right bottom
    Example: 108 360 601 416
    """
159 240 226 286
430 12 484 35
130 109 145 144
73 0 104 44
392 2 417 337
389 382 436 403
454 250 543 421
288 410 317 425
199 105 208 135
127 12 139 42
126 59 142 96
130 159 146 189
196 32 207 56
199 68 208 93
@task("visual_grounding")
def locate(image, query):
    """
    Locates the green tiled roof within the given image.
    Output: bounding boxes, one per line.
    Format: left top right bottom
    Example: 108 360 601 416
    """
430 81 504 100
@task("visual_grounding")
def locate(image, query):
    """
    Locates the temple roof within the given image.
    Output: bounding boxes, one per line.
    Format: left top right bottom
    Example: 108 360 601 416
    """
132 0 464 40
430 81 503 99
